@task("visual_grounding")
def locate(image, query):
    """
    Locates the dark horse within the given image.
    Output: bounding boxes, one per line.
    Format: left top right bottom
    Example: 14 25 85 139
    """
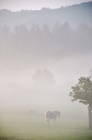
45 111 60 126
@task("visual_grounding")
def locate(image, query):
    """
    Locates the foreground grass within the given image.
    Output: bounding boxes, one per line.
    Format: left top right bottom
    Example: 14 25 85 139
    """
0 113 92 140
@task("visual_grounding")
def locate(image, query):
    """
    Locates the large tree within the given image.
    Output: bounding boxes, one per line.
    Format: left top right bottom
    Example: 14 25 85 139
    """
69 77 92 129
32 69 55 88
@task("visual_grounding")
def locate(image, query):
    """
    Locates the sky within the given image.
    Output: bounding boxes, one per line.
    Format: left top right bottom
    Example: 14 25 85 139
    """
0 0 90 11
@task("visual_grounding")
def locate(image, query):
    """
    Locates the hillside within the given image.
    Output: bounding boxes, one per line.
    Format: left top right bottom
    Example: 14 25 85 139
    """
0 1 92 28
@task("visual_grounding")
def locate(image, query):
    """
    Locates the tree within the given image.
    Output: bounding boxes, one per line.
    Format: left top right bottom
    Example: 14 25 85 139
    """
69 77 92 129
32 69 55 88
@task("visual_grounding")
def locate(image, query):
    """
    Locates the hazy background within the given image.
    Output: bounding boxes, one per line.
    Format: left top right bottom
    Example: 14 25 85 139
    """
0 0 92 117
0 0 90 11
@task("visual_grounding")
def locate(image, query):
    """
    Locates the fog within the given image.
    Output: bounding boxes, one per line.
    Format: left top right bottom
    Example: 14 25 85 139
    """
0 52 91 116
0 2 92 118
0 0 90 11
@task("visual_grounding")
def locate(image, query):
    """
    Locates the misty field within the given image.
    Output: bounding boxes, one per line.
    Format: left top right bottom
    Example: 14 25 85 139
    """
0 112 92 140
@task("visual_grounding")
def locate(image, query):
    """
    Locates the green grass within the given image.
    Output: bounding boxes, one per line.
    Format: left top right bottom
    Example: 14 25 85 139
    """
0 113 92 140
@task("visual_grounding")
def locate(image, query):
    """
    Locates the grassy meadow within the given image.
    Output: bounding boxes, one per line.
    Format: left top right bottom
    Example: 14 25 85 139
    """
0 109 92 140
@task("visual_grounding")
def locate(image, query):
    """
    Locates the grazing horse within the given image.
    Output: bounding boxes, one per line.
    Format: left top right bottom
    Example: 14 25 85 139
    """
45 111 60 126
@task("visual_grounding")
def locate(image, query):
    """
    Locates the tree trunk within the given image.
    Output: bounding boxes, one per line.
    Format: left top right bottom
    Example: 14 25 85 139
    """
88 106 92 129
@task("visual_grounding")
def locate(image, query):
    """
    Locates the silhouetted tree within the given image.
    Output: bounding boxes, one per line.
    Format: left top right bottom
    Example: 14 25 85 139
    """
70 77 92 129
0 23 92 61
32 69 55 88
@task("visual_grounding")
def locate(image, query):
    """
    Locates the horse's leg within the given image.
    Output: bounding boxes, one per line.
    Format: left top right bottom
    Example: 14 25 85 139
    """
53 119 54 126
54 118 56 125
53 118 56 126
48 119 50 127
47 118 50 127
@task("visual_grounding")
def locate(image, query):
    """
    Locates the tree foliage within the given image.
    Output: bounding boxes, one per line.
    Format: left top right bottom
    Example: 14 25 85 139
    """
32 69 55 87
70 77 92 107
0 23 92 60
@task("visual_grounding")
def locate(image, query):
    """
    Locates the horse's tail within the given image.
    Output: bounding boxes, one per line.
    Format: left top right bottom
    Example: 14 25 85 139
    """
45 112 48 121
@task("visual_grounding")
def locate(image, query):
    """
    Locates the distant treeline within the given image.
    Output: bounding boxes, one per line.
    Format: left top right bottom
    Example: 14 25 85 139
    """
0 22 92 60
0 1 92 28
